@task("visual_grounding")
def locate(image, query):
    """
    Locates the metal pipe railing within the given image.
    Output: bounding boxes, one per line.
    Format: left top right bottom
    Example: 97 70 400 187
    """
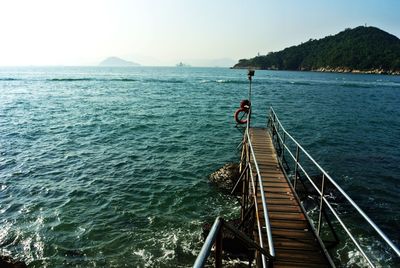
249 165 268 268
193 217 223 268
244 107 275 260
193 217 272 268
245 127 275 259
267 107 400 267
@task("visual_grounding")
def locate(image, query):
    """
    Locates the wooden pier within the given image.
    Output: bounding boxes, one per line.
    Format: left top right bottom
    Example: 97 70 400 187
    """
194 108 399 267
250 128 331 267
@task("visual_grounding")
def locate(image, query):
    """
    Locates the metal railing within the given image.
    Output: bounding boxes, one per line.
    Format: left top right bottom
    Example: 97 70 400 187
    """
244 117 275 260
234 108 275 267
193 217 271 268
268 107 400 267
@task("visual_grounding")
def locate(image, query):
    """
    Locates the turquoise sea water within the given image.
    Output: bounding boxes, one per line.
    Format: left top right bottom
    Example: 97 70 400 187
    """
0 67 399 267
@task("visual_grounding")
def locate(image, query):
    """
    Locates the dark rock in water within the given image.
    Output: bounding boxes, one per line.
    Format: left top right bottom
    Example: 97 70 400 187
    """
0 256 27 268
209 163 241 194
64 249 86 258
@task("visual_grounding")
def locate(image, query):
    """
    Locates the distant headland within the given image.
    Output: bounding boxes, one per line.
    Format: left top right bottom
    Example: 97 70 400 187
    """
233 26 400 75
99 57 140 66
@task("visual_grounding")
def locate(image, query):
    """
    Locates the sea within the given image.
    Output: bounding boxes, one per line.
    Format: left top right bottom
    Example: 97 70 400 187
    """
0 66 399 267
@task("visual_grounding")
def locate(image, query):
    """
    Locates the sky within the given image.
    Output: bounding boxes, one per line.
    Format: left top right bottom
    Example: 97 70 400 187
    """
0 0 399 66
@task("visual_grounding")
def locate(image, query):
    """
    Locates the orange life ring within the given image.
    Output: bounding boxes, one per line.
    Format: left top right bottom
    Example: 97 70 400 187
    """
234 108 249 124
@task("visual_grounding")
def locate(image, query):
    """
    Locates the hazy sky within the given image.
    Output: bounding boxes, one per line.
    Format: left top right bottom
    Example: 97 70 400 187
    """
0 0 399 66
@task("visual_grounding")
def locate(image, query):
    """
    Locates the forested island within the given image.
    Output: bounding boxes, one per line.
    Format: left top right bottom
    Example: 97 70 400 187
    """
233 26 400 75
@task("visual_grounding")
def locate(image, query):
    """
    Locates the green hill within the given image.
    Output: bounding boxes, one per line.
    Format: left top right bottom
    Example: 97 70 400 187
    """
233 26 400 74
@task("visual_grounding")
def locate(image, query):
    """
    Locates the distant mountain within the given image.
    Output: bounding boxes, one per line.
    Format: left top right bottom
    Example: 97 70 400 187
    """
233 26 400 74
99 57 140 66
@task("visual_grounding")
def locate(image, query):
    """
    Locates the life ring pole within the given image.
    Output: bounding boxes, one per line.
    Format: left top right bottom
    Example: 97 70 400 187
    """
247 70 255 125
248 69 254 103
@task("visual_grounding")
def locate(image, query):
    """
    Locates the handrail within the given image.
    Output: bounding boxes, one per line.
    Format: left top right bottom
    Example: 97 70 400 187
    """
248 165 268 268
193 217 223 268
193 217 272 268
244 106 275 262
268 107 400 267
245 126 275 258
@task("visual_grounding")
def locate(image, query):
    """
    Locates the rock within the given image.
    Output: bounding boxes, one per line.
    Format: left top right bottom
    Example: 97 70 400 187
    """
209 163 241 194
0 256 27 268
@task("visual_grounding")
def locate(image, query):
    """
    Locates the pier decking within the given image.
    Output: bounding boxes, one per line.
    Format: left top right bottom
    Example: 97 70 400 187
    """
250 128 331 267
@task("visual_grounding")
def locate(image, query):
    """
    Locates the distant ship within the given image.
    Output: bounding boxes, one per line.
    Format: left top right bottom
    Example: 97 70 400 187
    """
176 62 190 67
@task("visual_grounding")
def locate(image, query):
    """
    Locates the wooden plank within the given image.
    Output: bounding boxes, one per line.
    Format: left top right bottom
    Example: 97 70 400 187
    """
265 204 302 213
274 249 328 263
258 175 284 180
274 262 329 268
270 212 306 221
269 219 309 229
261 187 292 193
262 182 291 188
264 192 295 199
273 238 321 250
270 228 316 240
258 198 298 206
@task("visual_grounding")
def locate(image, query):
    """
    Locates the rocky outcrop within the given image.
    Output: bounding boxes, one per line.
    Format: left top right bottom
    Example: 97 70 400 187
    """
209 163 241 194
312 67 400 75
0 256 27 268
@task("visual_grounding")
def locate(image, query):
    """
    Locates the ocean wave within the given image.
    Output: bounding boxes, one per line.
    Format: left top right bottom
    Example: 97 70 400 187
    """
216 79 247 84
48 78 95 81
114 78 138 82
289 81 313 86
215 79 267 85
341 81 400 89
341 83 374 89
131 226 202 267
143 78 185 84
47 78 138 82
0 78 20 81
48 77 187 83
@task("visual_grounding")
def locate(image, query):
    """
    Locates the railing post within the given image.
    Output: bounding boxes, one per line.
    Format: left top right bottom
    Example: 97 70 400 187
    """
239 139 245 173
241 161 246 221
245 163 249 212
241 140 249 221
317 174 326 235
280 132 286 162
254 167 258 200
293 145 300 189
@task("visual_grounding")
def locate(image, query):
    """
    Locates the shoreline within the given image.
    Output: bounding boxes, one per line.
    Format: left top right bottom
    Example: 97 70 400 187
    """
231 66 400 75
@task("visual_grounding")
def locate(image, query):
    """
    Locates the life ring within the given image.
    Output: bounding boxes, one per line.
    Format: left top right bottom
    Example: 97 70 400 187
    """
234 108 249 124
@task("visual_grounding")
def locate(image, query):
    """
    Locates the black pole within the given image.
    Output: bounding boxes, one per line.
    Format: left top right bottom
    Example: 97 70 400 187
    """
248 69 254 102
